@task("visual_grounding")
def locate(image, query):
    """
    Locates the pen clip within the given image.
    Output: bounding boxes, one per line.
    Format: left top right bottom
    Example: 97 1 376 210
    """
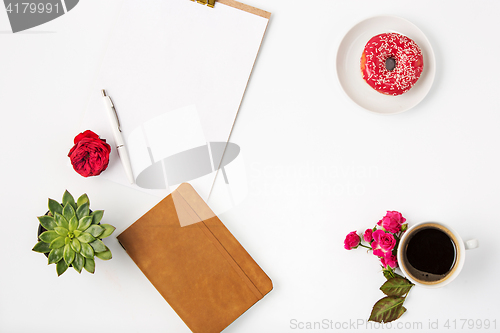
102 89 122 132
109 97 122 132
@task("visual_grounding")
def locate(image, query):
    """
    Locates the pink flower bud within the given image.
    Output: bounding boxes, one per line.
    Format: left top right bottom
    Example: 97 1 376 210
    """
371 229 396 257
363 228 373 243
344 231 361 250
381 253 398 269
377 211 406 233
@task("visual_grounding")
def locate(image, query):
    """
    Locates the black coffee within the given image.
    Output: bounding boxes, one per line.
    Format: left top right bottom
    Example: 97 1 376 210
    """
406 227 456 277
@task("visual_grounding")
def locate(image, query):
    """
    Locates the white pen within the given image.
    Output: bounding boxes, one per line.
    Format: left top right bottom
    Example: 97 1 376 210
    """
101 89 135 184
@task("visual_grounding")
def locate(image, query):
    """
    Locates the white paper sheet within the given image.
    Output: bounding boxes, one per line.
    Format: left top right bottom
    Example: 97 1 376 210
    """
81 0 269 199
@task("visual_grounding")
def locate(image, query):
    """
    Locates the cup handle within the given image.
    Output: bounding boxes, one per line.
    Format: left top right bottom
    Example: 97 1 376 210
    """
465 239 479 250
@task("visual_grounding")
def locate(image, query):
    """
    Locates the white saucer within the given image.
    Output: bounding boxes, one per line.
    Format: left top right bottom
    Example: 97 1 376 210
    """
336 16 436 114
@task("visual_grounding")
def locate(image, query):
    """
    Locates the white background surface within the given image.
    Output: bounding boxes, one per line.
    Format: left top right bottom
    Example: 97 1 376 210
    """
1 1 499 332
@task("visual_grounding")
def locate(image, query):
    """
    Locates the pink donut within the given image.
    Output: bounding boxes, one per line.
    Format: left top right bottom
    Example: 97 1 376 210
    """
360 33 424 96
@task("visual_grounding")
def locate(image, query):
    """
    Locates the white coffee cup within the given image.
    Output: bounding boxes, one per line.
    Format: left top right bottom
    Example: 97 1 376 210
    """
397 221 478 288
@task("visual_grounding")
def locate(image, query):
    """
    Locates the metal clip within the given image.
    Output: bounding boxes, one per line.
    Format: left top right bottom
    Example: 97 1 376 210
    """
193 0 215 7
102 89 122 132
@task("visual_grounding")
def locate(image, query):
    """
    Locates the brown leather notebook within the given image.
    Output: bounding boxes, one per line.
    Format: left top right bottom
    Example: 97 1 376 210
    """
117 183 273 333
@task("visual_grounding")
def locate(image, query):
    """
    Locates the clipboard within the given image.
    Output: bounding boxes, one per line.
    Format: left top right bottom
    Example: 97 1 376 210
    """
117 183 273 333
81 0 271 201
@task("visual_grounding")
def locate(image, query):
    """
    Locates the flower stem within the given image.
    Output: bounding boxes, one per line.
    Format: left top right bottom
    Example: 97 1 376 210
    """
358 244 371 250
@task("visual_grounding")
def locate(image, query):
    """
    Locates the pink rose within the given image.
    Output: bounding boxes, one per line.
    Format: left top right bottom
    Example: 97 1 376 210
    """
363 229 373 243
371 230 396 257
381 253 398 269
377 211 406 233
344 231 360 250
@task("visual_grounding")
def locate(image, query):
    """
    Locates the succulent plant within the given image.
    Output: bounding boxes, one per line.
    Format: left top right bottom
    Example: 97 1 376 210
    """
32 190 115 276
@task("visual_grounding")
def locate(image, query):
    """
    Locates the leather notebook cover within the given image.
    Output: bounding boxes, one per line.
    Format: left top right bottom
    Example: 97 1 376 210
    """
117 183 272 333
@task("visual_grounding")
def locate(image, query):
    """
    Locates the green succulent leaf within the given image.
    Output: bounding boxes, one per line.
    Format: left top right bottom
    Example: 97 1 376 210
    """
73 253 84 273
38 215 57 230
76 194 89 208
90 239 106 252
54 213 69 229
80 243 94 259
56 260 68 276
63 244 75 266
48 247 64 264
76 202 89 220
77 216 92 232
77 232 95 244
95 247 112 260
380 277 414 297
65 237 71 245
99 224 116 239
68 216 78 232
369 296 407 323
62 203 76 222
71 238 81 253
33 241 51 253
84 257 95 274
91 210 104 225
85 225 104 238
39 230 59 243
54 227 69 237
50 236 66 249
73 229 82 237
62 190 76 210
48 198 63 216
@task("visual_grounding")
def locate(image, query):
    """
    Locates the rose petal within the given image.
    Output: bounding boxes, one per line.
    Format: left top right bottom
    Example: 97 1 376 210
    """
74 130 100 144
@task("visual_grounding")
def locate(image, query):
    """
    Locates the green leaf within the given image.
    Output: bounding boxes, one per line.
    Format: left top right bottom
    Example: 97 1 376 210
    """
369 296 407 323
56 260 68 276
76 194 89 207
91 210 104 225
54 213 69 229
33 241 51 253
38 215 57 230
77 232 95 244
90 239 106 252
80 243 94 259
48 247 64 264
39 230 59 243
85 225 104 238
383 268 395 280
74 229 82 237
76 202 89 220
73 253 84 273
99 224 116 239
48 198 63 216
95 248 112 260
54 227 69 237
84 257 95 274
50 236 66 249
77 216 92 231
62 190 76 210
71 238 81 253
380 277 414 297
63 244 75 266
62 203 76 222
68 216 78 232
65 237 71 245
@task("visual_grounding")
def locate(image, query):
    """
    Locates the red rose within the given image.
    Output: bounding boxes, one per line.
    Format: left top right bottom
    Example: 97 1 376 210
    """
68 130 111 177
